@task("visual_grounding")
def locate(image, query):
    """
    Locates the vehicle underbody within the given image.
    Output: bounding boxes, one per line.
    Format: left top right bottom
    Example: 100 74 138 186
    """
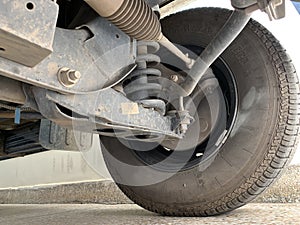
0 0 299 216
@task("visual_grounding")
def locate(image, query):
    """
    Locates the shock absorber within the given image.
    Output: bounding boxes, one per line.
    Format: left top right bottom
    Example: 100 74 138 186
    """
84 0 194 68
122 41 165 114
85 0 161 40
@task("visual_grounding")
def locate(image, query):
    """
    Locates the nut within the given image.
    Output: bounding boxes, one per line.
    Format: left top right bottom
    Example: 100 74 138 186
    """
170 74 179 82
57 67 81 87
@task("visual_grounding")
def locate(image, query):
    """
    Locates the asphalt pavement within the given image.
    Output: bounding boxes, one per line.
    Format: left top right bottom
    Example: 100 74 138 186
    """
0 203 299 225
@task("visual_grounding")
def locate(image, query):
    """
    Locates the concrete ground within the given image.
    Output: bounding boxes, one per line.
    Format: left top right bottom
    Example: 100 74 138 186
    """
1 166 299 204
0 204 299 225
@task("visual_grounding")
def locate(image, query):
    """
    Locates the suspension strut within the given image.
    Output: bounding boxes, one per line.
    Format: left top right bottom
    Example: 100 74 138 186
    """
123 41 165 114
84 0 252 97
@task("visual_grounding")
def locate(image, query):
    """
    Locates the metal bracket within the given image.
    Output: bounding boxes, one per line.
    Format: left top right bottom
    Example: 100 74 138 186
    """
28 87 180 140
0 0 58 67
231 0 286 20
0 16 136 94
265 0 286 20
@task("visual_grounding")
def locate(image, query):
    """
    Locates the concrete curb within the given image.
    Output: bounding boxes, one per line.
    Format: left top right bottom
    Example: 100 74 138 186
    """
0 180 132 204
0 166 298 204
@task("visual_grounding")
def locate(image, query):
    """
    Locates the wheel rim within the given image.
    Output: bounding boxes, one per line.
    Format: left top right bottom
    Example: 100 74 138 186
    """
133 45 238 172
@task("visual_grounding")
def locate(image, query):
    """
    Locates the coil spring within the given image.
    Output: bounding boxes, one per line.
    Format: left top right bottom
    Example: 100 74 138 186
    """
123 41 165 113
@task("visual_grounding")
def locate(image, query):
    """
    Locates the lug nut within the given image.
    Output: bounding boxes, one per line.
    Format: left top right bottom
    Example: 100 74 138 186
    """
57 67 81 87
